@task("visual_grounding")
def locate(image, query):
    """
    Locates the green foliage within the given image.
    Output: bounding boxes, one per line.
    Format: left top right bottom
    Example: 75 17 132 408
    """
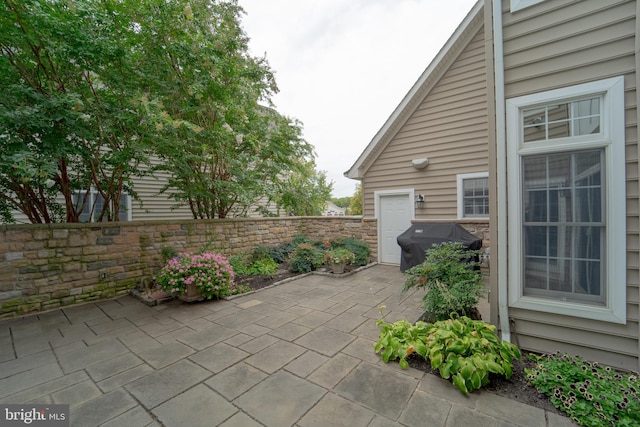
272 159 333 216
269 241 296 264
160 247 179 263
375 314 521 395
374 319 429 369
403 242 485 321
526 352 639 427
246 258 278 277
289 243 324 273
331 196 351 209
250 245 272 264
332 237 370 266
323 248 355 265
0 0 153 223
348 183 363 215
228 253 250 275
156 252 248 299
423 316 520 395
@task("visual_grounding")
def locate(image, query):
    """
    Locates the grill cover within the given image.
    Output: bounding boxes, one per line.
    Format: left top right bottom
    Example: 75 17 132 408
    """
396 223 483 272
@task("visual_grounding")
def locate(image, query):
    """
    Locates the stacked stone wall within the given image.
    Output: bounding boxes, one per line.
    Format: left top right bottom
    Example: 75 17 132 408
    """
0 217 377 318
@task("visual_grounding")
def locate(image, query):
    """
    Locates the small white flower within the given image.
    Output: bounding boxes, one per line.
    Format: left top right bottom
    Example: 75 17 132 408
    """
222 123 233 132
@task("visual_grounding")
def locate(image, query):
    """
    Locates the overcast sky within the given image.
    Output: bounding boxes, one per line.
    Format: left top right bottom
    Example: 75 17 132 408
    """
239 0 478 198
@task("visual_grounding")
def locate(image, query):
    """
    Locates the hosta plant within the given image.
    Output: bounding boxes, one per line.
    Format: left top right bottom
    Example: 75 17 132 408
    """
375 313 521 395
526 352 639 427
157 252 249 299
424 316 521 395
374 318 429 369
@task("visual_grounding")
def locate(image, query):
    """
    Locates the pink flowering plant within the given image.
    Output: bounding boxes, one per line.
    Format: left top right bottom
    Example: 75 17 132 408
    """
156 252 249 299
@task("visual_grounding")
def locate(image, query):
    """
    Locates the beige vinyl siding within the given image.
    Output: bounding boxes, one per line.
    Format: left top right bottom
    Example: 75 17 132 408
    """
363 28 488 218
499 0 639 371
131 159 193 221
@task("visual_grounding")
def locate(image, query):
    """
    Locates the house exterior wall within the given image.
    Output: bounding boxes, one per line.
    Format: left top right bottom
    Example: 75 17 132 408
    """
495 0 639 371
362 27 489 220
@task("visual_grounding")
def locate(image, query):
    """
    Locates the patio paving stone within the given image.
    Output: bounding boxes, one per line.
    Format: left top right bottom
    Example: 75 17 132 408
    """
125 359 211 409
283 350 328 378
57 339 129 373
205 362 267 400
177 324 236 350
234 371 325 427
96 364 155 393
244 339 306 374
0 362 63 399
294 325 355 356
70 388 137 427
152 384 237 427
136 341 194 369
398 389 451 426
188 341 249 374
334 363 418 420
298 392 375 427
307 353 359 389
50 380 102 408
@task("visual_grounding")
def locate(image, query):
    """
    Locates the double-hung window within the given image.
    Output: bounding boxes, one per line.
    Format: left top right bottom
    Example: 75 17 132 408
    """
457 172 489 219
506 77 626 323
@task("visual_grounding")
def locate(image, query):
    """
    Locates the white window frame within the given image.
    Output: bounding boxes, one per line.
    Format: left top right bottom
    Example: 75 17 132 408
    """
511 0 546 12
506 76 626 324
457 172 489 219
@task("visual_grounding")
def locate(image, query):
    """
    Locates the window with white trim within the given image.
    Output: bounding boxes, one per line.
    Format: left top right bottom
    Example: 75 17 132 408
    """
506 77 626 323
457 172 489 219
73 190 131 222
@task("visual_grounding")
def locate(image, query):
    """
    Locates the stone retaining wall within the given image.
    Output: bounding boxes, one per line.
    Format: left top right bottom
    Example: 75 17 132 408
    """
0 217 377 318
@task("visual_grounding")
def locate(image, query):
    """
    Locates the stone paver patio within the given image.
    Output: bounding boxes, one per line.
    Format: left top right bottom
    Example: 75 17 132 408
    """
0 265 576 426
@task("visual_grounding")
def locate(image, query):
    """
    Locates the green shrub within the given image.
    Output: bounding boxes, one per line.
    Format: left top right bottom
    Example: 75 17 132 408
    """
269 241 296 264
250 245 272 264
526 352 639 427
403 242 485 321
229 253 250 275
333 237 370 266
160 246 179 263
289 243 324 273
247 258 279 277
375 314 521 395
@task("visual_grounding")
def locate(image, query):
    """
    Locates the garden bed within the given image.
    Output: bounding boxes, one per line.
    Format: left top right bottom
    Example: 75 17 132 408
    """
406 351 563 415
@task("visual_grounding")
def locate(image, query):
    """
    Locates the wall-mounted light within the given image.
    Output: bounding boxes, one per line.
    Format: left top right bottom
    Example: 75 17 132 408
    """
412 158 429 170
415 194 425 209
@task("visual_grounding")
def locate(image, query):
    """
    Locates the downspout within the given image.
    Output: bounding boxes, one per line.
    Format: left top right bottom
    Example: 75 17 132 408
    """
492 0 511 342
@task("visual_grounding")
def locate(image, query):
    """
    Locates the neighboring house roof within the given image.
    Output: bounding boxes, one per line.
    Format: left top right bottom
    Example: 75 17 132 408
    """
344 0 484 180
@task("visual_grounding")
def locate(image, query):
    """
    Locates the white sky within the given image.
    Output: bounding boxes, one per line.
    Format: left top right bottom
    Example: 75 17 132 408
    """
239 0 479 198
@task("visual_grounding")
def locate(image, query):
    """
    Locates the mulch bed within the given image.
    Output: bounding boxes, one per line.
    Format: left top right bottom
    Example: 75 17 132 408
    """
406 351 564 416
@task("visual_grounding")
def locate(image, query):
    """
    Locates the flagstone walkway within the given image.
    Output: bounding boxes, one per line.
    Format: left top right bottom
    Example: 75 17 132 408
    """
0 265 576 426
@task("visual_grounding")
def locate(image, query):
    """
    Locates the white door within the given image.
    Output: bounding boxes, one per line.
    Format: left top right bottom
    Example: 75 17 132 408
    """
378 193 413 264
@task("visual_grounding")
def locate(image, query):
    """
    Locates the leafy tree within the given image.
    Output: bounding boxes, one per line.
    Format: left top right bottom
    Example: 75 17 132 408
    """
272 159 333 216
0 0 153 223
0 0 321 222
332 196 351 209
131 0 316 218
349 183 363 215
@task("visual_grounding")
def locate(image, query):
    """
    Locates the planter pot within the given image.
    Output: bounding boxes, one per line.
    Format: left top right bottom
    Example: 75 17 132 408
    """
331 263 346 274
178 282 204 302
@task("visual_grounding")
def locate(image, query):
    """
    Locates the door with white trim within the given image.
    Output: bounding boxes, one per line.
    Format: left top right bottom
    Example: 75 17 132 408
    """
378 192 413 264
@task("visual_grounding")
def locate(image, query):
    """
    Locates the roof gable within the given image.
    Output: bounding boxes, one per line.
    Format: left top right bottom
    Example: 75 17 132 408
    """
344 0 485 179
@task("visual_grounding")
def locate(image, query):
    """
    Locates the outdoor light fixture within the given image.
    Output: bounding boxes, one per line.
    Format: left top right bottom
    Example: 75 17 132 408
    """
412 158 429 170
415 194 425 209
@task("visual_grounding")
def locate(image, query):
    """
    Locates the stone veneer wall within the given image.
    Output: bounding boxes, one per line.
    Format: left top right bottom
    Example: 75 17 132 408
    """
0 217 377 318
